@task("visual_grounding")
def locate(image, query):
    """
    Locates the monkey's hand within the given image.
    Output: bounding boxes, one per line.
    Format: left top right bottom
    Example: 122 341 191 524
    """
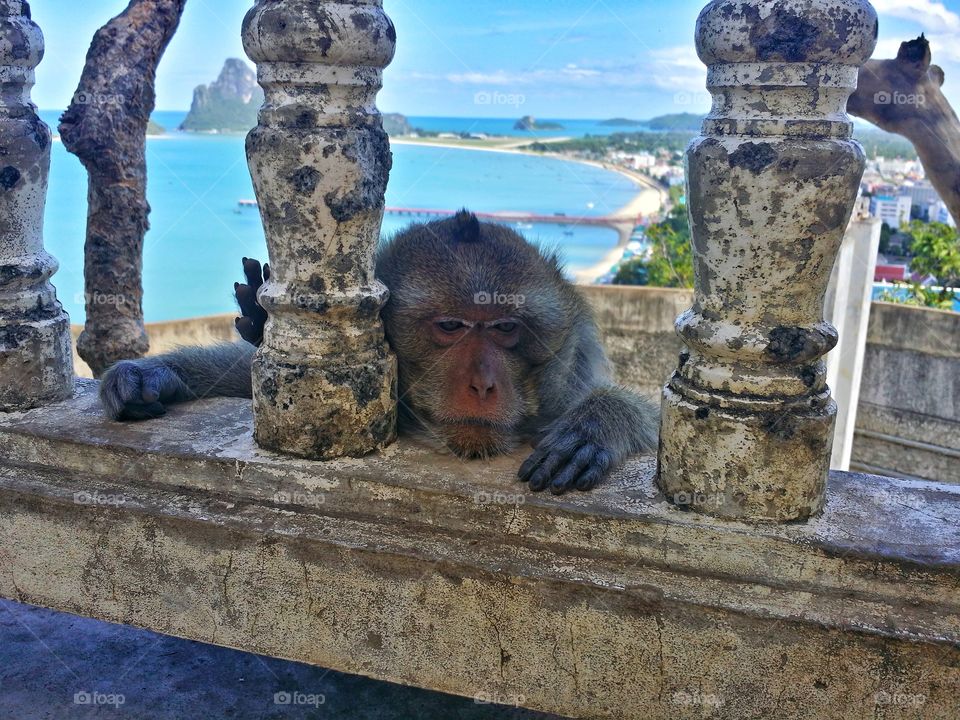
100 358 191 421
234 257 270 347
518 387 659 494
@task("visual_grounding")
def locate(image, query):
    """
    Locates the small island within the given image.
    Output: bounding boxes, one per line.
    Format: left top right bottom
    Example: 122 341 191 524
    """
146 119 165 136
514 115 564 131
599 118 645 127
180 58 264 133
644 112 705 131
382 113 414 136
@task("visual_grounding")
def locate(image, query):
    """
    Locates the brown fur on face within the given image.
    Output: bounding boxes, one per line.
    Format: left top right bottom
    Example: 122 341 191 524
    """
377 210 577 458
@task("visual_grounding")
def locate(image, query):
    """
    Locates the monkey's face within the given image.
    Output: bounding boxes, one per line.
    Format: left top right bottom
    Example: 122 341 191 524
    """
377 211 571 459
398 311 537 459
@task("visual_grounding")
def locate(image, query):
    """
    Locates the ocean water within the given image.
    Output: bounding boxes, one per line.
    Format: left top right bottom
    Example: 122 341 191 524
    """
40 111 639 323
405 116 652 138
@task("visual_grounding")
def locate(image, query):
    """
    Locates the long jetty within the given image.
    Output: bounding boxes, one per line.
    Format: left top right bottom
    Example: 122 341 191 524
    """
385 206 641 228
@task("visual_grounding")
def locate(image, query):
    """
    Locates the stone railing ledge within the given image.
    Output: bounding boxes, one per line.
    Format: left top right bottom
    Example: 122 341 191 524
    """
1 383 958 718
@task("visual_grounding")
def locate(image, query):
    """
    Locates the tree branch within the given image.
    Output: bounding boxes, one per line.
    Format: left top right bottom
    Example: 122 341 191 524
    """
848 35 960 227
59 0 187 375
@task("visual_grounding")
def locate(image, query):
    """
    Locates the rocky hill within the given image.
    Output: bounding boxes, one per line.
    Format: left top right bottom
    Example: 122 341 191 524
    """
180 59 263 133
514 115 564 131
382 113 413 136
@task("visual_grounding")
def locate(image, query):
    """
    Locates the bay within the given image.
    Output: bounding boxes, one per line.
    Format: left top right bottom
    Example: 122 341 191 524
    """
40 111 640 323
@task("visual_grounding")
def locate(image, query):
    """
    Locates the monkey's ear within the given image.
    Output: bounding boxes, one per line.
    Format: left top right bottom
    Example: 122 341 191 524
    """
453 209 481 243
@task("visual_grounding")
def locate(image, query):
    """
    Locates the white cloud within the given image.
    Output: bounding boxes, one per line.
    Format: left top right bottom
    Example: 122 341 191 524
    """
411 44 707 97
647 46 708 93
871 0 960 33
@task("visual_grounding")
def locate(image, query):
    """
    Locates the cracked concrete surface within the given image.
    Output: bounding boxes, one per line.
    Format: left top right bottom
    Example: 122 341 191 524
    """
0 599 561 719
0 382 958 718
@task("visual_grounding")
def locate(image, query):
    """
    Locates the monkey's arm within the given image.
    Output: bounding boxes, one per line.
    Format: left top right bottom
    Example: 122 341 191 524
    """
99 343 255 421
519 385 659 494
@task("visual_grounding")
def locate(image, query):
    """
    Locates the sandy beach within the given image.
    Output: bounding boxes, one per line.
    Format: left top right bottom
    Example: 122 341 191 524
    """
390 137 668 283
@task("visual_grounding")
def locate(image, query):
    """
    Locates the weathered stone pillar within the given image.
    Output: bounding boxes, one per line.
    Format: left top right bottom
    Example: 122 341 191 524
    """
658 0 878 521
0 0 74 411
242 0 397 459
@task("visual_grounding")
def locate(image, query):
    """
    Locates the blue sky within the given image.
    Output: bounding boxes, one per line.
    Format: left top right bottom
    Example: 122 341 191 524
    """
31 0 960 118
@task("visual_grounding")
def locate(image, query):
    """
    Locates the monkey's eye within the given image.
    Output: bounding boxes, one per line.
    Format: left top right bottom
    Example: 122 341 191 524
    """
492 321 518 333
436 319 467 333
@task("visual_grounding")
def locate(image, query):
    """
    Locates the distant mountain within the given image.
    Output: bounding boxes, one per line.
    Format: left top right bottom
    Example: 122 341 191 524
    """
599 118 645 127
180 59 263 133
645 113 705 131
383 113 413 136
514 115 564 131
147 119 165 136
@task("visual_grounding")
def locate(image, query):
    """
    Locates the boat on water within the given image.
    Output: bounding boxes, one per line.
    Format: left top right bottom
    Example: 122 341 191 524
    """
238 199 259 209
515 222 534 230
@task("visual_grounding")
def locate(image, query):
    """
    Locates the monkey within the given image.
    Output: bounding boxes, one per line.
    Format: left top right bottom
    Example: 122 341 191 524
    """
99 210 659 494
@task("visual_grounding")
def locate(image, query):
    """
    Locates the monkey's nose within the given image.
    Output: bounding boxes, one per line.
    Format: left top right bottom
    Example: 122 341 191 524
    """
469 377 496 402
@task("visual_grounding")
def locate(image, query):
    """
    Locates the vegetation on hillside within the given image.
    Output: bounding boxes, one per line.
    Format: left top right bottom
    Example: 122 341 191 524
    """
524 131 695 156
523 126 919 161
879 221 960 309
612 204 694 288
645 113 703 131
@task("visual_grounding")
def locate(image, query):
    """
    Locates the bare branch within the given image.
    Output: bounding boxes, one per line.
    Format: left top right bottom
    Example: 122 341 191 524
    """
848 35 960 226
59 0 187 375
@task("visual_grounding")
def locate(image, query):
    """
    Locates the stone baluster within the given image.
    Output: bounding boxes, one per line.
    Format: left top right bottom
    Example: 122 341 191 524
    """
658 0 878 521
242 0 397 458
0 0 73 411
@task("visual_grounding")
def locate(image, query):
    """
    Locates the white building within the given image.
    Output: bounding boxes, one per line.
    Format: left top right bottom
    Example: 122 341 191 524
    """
869 194 912 228
926 200 957 228
612 152 656 170
901 181 940 206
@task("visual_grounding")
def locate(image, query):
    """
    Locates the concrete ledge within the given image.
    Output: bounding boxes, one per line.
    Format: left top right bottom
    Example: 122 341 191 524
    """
1 381 959 718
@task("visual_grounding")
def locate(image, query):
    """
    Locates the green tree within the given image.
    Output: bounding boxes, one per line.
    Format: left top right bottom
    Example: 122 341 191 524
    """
878 222 892 254
613 205 694 288
879 221 959 310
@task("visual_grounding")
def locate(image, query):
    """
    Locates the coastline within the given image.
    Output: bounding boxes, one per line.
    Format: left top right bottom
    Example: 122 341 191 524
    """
390 137 667 283
390 137 664 217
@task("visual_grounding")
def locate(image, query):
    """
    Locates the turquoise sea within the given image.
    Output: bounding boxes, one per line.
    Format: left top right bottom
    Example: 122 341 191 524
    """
40 111 640 323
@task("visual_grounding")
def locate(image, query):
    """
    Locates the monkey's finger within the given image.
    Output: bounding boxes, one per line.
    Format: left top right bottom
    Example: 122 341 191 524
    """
113 363 145 405
235 282 259 318
119 401 167 421
529 448 577 492
517 447 548 483
242 257 265 289
141 371 165 403
575 449 613 491
549 444 596 495
235 317 262 347
527 432 583 490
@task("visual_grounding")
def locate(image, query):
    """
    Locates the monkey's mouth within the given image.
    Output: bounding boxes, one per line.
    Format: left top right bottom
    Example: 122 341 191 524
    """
439 418 516 460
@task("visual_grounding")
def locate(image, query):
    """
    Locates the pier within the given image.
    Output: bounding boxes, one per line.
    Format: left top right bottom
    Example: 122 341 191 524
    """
384 206 643 246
